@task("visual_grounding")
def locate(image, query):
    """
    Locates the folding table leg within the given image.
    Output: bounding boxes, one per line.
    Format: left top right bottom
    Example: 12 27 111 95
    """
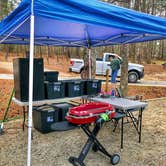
126 108 143 143
22 106 26 131
121 117 124 149
138 108 143 143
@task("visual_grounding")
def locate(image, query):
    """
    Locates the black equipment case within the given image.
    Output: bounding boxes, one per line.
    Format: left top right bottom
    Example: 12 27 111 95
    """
13 58 45 101
62 80 84 97
33 105 59 133
44 81 65 99
84 79 102 95
51 102 75 121
44 71 59 82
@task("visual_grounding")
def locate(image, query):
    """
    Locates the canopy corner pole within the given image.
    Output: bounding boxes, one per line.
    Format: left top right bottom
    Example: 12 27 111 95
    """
84 25 92 79
27 0 34 166
88 47 92 79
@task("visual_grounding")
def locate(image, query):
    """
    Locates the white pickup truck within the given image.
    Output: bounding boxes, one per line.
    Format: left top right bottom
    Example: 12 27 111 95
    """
69 53 144 83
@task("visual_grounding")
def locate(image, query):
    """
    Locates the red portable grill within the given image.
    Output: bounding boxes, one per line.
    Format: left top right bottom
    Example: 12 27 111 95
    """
66 102 120 166
66 102 115 125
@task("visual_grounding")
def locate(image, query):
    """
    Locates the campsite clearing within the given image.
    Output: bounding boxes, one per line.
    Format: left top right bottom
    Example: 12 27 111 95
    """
0 56 166 166
0 99 166 166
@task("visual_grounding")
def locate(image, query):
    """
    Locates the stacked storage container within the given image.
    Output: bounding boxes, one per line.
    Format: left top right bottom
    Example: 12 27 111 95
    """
44 81 65 99
62 79 84 97
33 105 59 133
44 71 65 99
33 103 76 133
83 79 102 95
51 102 75 121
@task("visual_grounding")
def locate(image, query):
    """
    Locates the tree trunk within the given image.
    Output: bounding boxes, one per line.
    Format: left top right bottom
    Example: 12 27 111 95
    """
120 44 128 97
16 45 19 57
47 46 50 64
0 0 8 19
66 47 71 59
82 49 89 79
141 0 146 12
5 45 9 61
39 46 42 58
91 48 96 79
129 44 136 62
147 42 153 64
82 48 96 79
161 40 166 60
76 47 80 58
134 0 140 11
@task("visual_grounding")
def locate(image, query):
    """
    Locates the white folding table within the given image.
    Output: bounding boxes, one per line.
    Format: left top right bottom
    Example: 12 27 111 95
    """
90 96 148 148
12 96 86 130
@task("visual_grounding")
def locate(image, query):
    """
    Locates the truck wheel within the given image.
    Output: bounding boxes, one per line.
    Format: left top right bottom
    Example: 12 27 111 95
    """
128 71 138 83
69 68 72 72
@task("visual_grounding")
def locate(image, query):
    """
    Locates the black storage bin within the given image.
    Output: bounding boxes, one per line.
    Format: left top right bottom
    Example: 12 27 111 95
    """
84 79 102 95
44 81 65 99
44 71 59 82
13 58 45 101
33 105 59 133
63 80 84 97
51 103 74 121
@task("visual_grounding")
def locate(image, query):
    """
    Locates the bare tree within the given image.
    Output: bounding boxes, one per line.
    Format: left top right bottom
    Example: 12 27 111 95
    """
120 44 129 97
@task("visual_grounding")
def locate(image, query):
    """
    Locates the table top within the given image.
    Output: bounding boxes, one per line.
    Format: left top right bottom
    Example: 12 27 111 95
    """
90 96 148 110
12 96 86 107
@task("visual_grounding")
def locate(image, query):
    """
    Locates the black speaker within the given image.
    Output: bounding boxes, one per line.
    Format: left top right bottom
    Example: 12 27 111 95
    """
13 58 45 101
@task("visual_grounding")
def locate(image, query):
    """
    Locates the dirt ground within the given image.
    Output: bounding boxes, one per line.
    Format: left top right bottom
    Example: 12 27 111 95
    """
0 55 166 166
0 99 166 166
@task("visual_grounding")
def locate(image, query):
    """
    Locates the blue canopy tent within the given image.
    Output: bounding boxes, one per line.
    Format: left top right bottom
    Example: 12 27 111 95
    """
0 0 166 165
1 0 166 46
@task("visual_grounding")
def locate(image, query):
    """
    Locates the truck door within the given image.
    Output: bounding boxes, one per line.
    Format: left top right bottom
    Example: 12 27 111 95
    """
102 54 112 75
96 58 103 75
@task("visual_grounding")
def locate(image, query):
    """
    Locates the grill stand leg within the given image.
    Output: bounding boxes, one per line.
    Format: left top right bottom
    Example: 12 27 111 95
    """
69 120 120 165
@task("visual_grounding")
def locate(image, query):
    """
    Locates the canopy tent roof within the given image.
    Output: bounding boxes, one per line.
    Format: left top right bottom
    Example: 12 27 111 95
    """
0 0 166 47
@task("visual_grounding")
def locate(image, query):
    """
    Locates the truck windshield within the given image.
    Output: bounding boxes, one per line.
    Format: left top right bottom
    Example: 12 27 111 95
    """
105 54 115 62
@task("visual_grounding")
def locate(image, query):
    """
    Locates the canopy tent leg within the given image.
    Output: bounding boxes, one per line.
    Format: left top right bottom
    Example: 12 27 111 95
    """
88 48 92 79
27 1 35 165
